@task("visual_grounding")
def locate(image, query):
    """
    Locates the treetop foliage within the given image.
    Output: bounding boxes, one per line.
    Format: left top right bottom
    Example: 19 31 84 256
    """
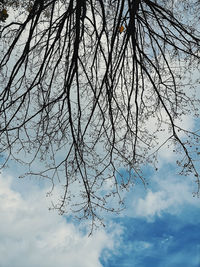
0 0 200 229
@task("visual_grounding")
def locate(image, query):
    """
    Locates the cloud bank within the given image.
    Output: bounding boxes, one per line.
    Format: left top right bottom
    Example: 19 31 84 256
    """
0 173 121 267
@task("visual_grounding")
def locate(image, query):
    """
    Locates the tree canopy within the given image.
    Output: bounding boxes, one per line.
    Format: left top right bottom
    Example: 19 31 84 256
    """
0 0 200 228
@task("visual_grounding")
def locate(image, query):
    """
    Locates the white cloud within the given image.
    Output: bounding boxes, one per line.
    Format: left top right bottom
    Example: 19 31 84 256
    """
128 171 200 221
135 190 170 218
145 112 195 166
158 114 195 164
0 173 121 267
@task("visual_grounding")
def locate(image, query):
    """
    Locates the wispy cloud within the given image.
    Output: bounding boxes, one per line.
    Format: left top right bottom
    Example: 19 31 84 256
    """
119 164 200 222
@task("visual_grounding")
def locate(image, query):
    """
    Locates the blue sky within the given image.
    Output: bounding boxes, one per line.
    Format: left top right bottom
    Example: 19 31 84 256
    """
0 3 200 266
102 217 200 267
101 209 200 267
99 164 200 267
0 157 200 267
0 91 199 266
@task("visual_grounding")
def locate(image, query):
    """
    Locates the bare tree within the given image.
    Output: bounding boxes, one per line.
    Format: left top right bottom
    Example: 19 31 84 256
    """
0 0 200 229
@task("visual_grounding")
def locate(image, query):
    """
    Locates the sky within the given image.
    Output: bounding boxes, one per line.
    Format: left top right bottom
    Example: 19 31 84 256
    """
1 2 200 267
0 147 200 267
